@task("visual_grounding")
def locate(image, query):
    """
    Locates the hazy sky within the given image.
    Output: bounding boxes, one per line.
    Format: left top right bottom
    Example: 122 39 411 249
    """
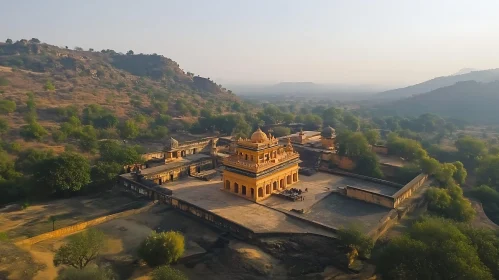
2 0 499 87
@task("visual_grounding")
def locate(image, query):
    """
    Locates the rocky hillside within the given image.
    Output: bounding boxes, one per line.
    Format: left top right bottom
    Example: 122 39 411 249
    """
0 39 240 147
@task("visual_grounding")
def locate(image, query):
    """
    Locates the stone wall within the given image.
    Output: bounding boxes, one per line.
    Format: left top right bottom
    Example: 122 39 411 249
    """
345 186 395 208
393 173 428 208
15 202 155 246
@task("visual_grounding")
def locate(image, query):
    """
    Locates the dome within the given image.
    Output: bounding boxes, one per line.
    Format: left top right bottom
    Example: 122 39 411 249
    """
321 126 336 138
250 128 269 143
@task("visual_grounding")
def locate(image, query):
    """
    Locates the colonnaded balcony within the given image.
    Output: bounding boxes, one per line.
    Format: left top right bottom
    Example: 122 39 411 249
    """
223 151 300 173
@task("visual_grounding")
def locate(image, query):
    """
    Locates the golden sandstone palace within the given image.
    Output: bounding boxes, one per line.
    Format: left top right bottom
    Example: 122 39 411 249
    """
222 128 301 202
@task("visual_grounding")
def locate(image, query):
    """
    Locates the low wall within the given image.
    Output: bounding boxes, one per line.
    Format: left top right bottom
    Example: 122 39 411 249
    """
345 186 395 208
16 202 155 246
372 145 388 155
393 173 428 208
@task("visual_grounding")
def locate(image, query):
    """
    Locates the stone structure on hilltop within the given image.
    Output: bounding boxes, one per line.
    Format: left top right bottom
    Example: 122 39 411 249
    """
222 128 301 202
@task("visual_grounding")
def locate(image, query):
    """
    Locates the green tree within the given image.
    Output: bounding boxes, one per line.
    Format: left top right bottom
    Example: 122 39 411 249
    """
15 148 54 174
20 121 48 141
98 140 143 165
91 162 122 187
337 225 374 258
126 50 134 55
343 114 360 131
453 161 467 184
44 80 56 91
0 100 16 114
419 157 440 175
476 155 499 189
364 129 380 145
29 38 41 43
119 119 139 139
455 136 487 165
138 231 185 267
375 217 493 280
5 38 13 44
0 118 8 134
34 152 91 194
271 126 291 137
54 229 106 269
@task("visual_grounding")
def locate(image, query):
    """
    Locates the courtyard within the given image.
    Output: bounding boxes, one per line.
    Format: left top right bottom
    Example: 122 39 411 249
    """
162 172 396 235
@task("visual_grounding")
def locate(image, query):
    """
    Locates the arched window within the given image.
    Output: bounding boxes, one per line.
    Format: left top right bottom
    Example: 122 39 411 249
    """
225 180 230 189
280 179 284 189
266 185 271 194
293 173 297 182
234 183 239 193
273 181 277 190
242 185 247 195
287 175 292 184
258 188 263 197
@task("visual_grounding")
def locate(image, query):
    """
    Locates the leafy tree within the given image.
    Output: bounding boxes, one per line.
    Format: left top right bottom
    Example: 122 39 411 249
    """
355 151 383 178
387 133 427 161
20 121 48 141
343 114 360 131
419 157 440 175
364 129 380 145
470 185 499 225
52 130 68 143
34 152 91 194
44 80 56 91
15 148 54 174
57 266 116 280
126 50 134 55
5 38 13 44
29 38 40 43
0 118 8 134
337 225 374 258
119 119 139 139
0 100 16 114
322 107 343 127
476 155 499 189
152 265 188 280
91 162 122 187
77 125 98 152
98 140 143 165
54 229 106 269
271 126 291 137
138 231 185 267
455 136 487 165
375 217 493 280
453 161 467 184
0 149 22 182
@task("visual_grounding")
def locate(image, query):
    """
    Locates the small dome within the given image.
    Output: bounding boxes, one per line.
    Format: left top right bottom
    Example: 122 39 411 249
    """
250 128 269 143
321 126 336 138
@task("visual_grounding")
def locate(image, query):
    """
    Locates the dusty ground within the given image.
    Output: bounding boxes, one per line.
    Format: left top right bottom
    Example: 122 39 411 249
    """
0 191 139 241
0 203 371 279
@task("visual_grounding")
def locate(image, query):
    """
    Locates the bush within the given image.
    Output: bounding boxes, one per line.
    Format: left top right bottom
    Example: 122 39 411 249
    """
44 80 56 91
272 126 291 137
337 225 373 258
138 231 185 267
0 118 8 134
425 186 475 222
20 121 48 141
0 100 16 114
151 265 188 280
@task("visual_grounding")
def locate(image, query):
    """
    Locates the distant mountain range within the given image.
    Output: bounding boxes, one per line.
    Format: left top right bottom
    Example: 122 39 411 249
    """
373 80 499 123
230 82 388 100
374 68 499 100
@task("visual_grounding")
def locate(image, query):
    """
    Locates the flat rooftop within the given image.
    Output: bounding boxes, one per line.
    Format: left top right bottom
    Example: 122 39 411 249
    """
161 172 395 235
139 154 211 176
377 154 406 167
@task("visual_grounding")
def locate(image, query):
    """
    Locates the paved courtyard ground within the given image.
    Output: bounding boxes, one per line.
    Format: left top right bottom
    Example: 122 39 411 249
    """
163 172 396 235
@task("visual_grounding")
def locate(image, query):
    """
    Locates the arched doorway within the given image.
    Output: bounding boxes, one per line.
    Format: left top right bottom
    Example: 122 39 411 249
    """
234 183 239 193
293 173 297 182
280 179 284 189
287 175 292 184
251 188 255 198
273 181 277 190
258 188 263 197
242 185 247 195
266 185 271 194
225 180 230 189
